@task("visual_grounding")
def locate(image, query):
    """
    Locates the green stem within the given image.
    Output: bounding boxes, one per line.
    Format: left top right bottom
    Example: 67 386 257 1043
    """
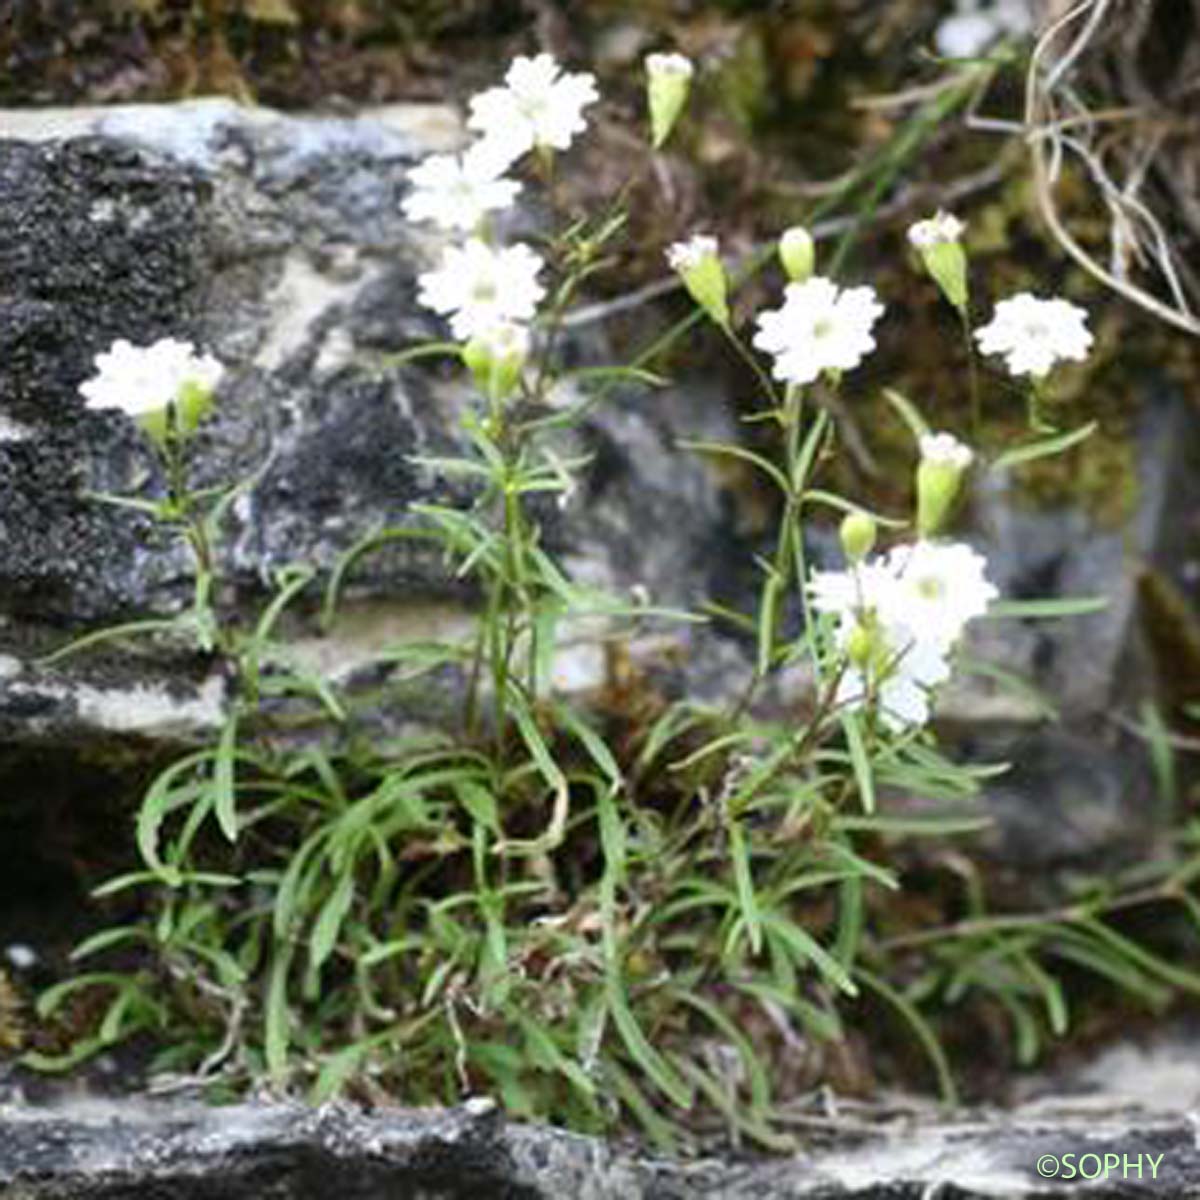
720 323 780 412
960 307 981 443
161 404 228 657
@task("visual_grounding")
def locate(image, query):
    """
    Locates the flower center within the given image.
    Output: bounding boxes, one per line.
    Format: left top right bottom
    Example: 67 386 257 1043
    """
812 317 834 340
472 280 499 304
915 574 945 600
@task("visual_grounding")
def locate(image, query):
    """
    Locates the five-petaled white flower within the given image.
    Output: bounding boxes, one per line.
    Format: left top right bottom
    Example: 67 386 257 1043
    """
417 238 546 341
974 293 1093 377
907 211 965 248
79 337 224 417
467 53 598 165
752 276 884 385
402 145 521 233
881 541 998 649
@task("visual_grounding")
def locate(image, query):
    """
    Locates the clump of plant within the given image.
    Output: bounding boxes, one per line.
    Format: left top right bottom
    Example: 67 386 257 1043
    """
25 45 1200 1149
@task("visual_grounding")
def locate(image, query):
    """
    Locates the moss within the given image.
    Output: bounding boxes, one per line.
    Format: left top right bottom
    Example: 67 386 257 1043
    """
0 970 25 1054
706 23 772 132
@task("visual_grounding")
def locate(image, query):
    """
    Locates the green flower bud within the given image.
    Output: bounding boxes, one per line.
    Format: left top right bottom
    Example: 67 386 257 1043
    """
666 235 728 327
462 321 530 403
916 431 974 537
779 226 815 283
846 619 880 671
839 510 877 563
646 52 694 149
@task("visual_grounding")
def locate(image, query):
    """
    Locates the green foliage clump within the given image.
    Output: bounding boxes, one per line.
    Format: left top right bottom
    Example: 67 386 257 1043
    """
24 43 1200 1152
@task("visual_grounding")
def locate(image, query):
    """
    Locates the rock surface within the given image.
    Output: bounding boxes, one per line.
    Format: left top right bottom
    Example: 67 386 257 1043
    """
0 99 738 751
1 1096 1199 1199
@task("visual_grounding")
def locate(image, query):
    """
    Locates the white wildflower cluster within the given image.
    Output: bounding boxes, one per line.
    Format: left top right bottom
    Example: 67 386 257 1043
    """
811 532 998 731
408 53 599 384
660 206 1097 727
80 337 224 421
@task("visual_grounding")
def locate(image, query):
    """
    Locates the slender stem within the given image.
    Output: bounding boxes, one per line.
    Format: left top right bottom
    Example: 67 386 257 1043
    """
877 873 1196 952
960 307 981 442
161 404 228 657
728 386 806 722
720 323 780 412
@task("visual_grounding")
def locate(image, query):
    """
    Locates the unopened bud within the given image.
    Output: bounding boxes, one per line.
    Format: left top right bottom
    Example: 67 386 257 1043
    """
839 510 877 563
916 431 973 537
779 226 815 283
463 321 530 403
846 621 876 670
666 235 729 327
907 212 968 312
646 53 694 149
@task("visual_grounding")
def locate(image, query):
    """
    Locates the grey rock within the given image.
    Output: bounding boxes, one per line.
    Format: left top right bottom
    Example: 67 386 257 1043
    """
1 1096 1198 1198
0 101 738 750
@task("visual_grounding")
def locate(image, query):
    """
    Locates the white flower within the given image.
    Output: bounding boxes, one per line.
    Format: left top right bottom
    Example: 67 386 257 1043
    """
402 145 521 232
810 560 898 622
666 234 718 272
881 540 998 648
79 337 224 417
935 0 1033 59
974 293 1093 377
919 431 974 471
646 52 694 81
752 276 884 386
836 658 937 731
467 53 598 165
417 238 546 341
907 211 965 249
830 609 951 731
810 538 997 729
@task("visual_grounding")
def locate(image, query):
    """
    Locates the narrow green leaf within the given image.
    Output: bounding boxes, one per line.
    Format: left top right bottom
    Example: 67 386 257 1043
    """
607 978 693 1109
855 967 958 1106
373 341 461 369
762 912 856 996
991 420 1097 470
727 818 763 956
309 871 355 973
987 596 1108 619
882 387 931 441
213 711 240 843
69 926 147 961
801 489 908 528
265 943 295 1083
840 710 875 815
677 439 789 495
38 617 184 665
